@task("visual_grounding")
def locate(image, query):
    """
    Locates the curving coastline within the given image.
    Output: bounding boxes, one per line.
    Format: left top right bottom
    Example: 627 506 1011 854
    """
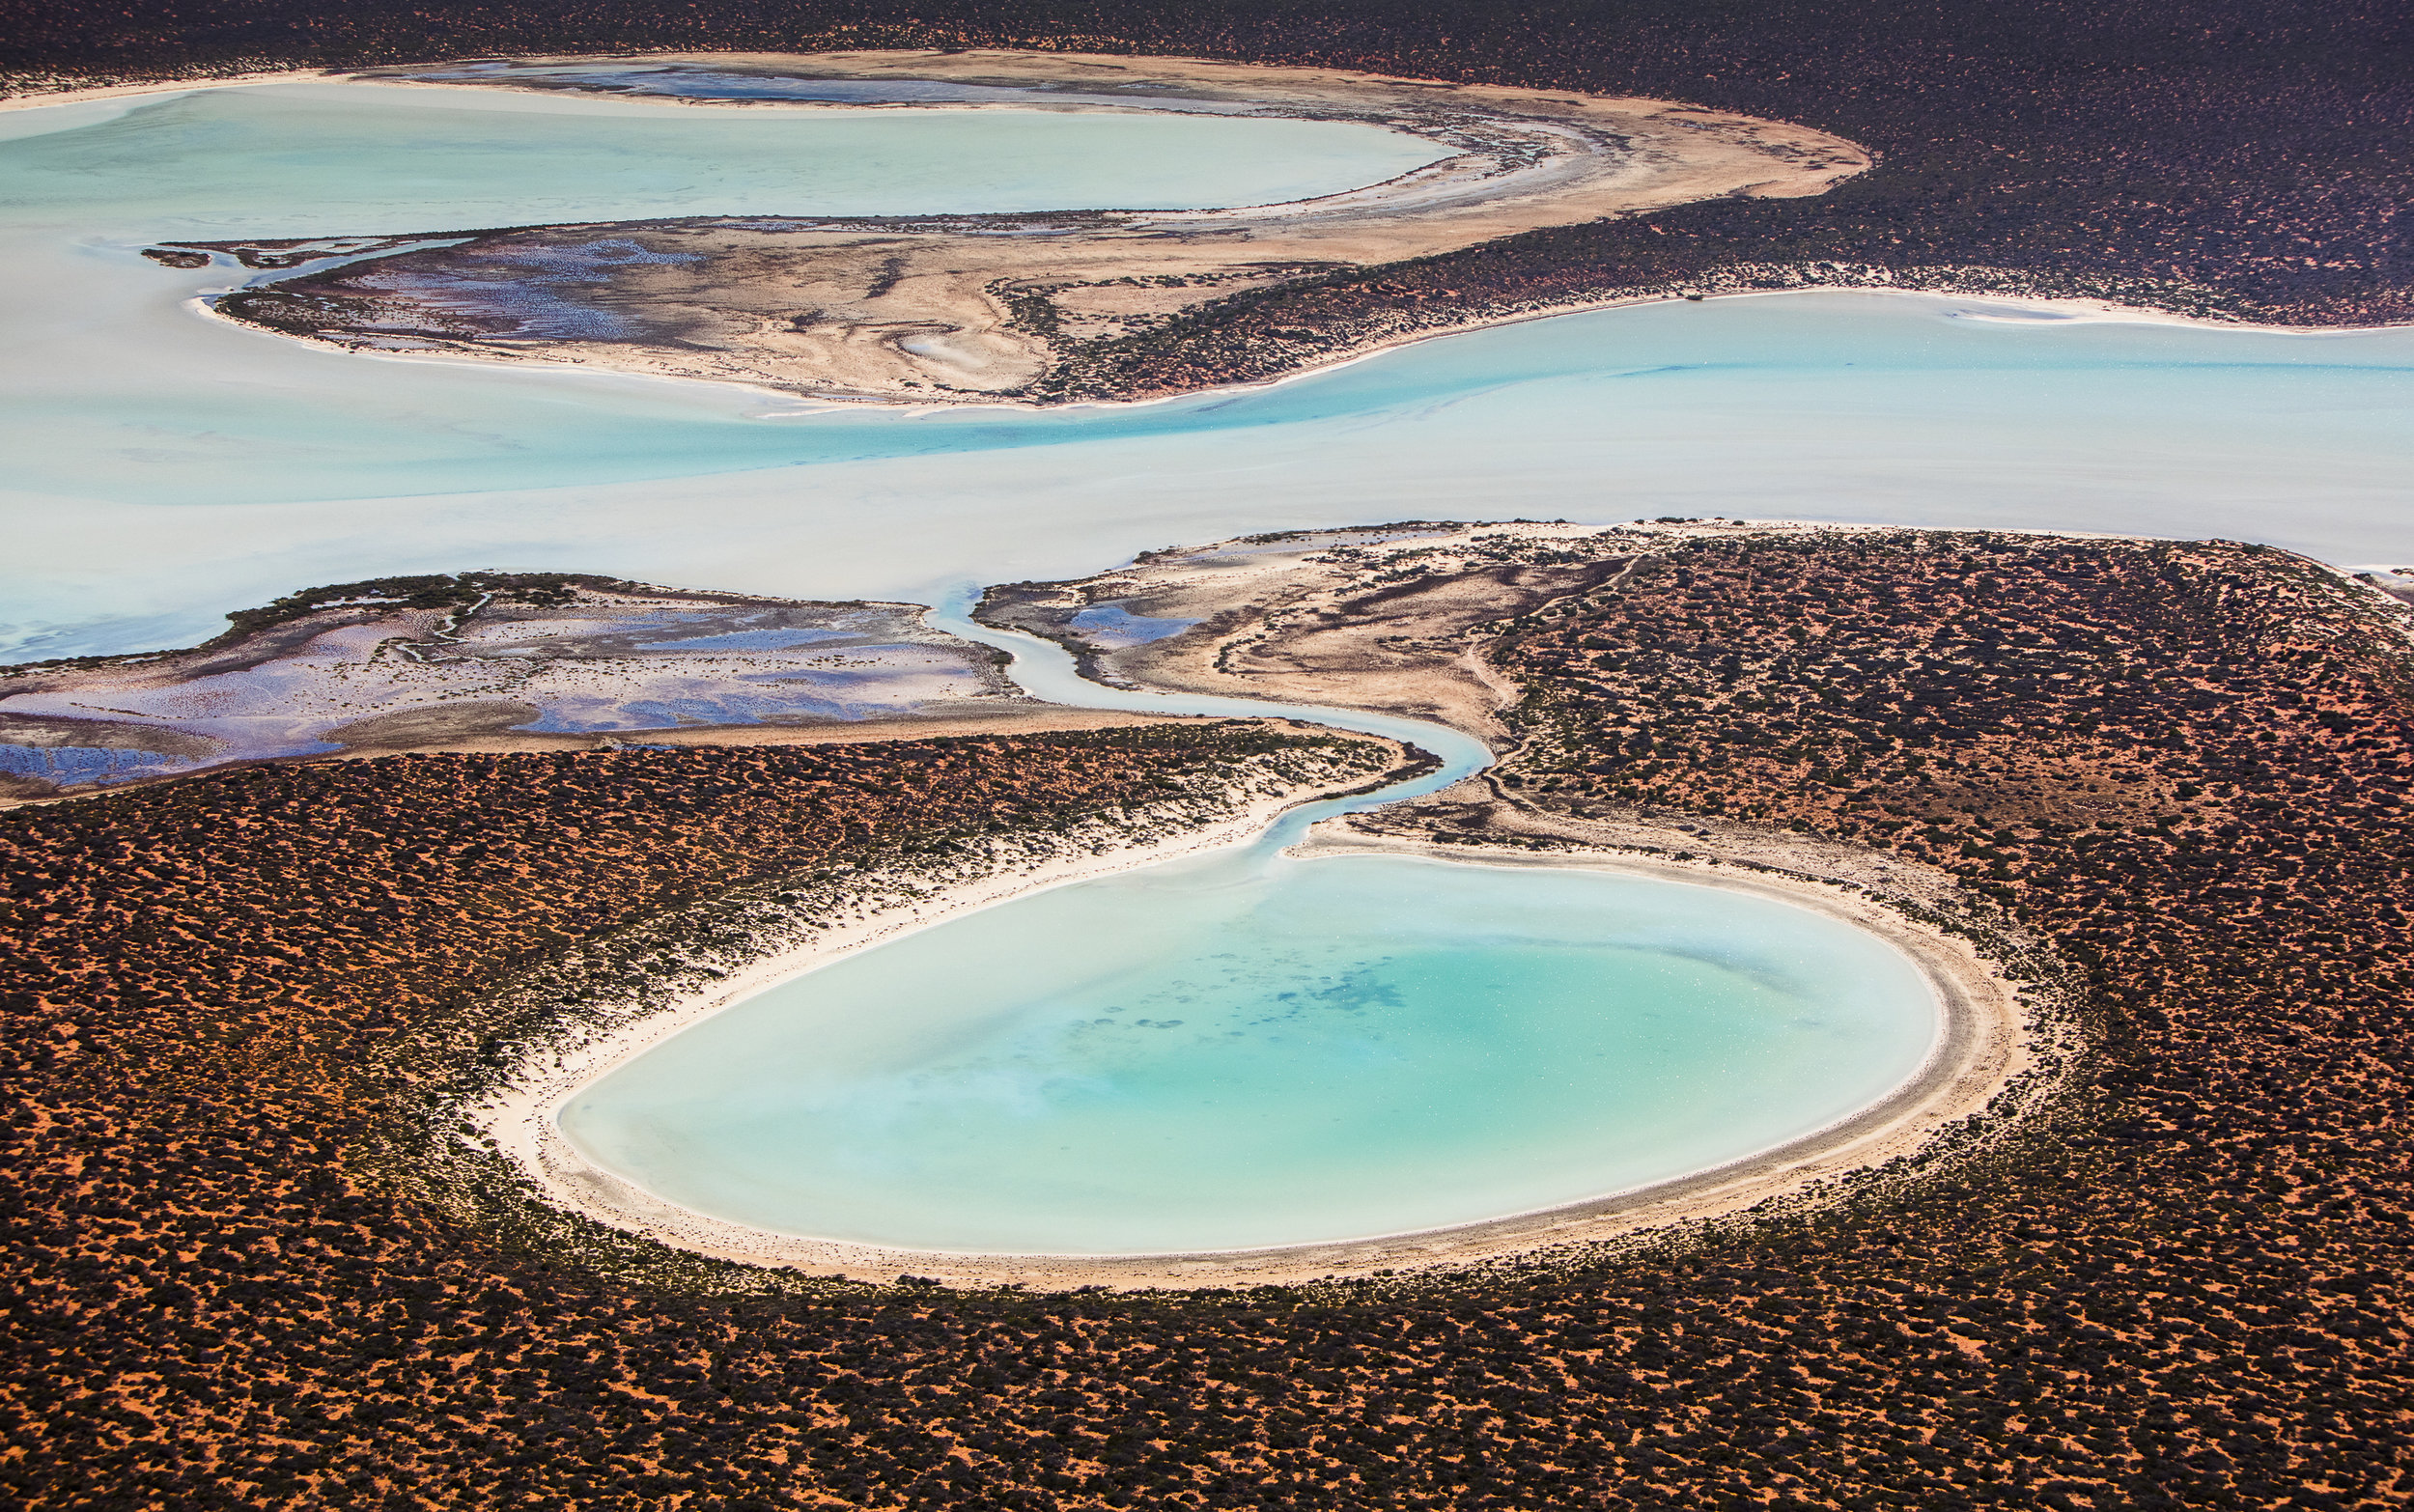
14 523 2410 1504
471 759 1420 1281
493 823 2033 1289
7 11 2409 1499
109 54 2404 416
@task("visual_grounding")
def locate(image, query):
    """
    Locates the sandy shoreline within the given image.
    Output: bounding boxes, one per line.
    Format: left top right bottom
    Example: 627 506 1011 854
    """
156 51 1875 401
472 771 1385 1275
0 68 338 113
197 276 2414 431
479 812 2032 1291
1048 281 2414 421
14 63 2398 425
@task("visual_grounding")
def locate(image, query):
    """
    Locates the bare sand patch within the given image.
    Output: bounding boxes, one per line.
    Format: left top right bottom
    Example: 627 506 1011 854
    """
202 50 1870 402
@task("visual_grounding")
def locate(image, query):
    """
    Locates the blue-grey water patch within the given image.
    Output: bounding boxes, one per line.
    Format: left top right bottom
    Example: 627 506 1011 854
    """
0 743 195 783
1068 603 1200 647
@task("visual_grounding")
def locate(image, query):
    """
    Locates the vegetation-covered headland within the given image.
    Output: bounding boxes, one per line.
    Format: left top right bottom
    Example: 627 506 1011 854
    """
13 0 2405 402
7 524 2411 1505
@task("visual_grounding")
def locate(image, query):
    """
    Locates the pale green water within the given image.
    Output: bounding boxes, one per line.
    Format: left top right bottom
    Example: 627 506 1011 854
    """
0 81 1442 228
561 854 1937 1254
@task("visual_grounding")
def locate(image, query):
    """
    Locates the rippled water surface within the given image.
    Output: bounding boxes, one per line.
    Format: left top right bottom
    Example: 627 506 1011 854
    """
562 854 1938 1253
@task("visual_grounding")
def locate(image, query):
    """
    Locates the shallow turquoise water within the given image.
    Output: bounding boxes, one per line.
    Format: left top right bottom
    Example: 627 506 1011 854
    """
561 854 1937 1253
566 609 1924 1255
1 82 2409 658
0 81 1440 228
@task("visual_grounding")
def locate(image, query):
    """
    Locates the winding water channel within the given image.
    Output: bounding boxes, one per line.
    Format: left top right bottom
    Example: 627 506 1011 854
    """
3 80 2409 660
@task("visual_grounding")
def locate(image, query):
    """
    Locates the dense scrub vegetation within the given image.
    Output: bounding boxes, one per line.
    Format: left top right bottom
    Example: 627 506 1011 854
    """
1459 532 2414 1503
9 0 2406 390
6 536 2409 1506
0 724 1411 1508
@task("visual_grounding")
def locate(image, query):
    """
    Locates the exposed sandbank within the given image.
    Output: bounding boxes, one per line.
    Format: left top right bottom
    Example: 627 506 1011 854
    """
195 49 1872 402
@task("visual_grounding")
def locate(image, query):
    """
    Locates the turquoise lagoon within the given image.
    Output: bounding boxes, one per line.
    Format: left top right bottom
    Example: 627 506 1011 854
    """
0 81 2409 658
561 853 1938 1254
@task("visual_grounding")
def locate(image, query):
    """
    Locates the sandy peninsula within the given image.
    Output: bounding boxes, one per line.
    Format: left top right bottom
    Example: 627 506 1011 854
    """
195 50 1869 402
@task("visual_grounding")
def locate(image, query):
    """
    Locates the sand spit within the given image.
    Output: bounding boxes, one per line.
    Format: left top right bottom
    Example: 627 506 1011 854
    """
979 518 1993 742
197 49 1869 403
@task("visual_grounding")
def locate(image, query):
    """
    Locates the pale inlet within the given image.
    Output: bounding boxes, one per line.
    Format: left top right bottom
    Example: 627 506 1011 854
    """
529 605 1951 1264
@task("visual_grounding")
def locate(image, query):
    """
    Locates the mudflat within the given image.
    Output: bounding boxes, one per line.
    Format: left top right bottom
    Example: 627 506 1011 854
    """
0 571 1149 800
202 51 1868 402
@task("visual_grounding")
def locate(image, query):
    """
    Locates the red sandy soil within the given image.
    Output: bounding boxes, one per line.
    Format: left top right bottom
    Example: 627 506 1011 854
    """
3 535 2409 1508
